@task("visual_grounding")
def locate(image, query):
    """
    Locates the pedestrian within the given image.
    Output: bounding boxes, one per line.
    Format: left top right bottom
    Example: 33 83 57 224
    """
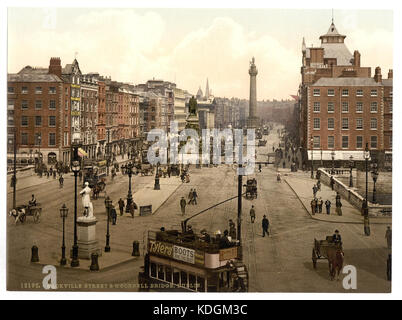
332 230 342 245
59 175 64 188
110 204 117 225
188 188 193 204
180 196 187 215
258 163 262 173
310 198 316 215
192 189 198 205
129 201 137 218
325 199 331 215
53 170 57 179
276 172 281 183
229 219 236 239
335 193 342 216
79 171 82 182
262 215 270 237
317 180 321 191
250 205 256 223
330 176 335 190
364 215 370 236
318 198 323 213
312 185 318 198
167 166 171 178
282 161 285 169
118 198 125 216
385 226 392 249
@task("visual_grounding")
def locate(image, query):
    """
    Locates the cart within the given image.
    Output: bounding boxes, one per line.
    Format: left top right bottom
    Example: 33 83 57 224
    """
312 236 343 269
16 204 42 224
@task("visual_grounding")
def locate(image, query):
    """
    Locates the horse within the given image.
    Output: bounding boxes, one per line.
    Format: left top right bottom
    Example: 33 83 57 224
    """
327 246 344 281
9 208 25 225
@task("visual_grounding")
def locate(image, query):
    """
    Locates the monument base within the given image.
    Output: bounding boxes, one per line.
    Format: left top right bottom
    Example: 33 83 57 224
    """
76 216 102 260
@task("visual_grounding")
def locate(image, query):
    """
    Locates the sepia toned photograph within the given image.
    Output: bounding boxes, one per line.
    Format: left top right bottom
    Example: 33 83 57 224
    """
5 5 393 295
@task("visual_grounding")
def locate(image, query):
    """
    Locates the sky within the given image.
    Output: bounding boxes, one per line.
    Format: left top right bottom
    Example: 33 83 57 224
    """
7 7 393 100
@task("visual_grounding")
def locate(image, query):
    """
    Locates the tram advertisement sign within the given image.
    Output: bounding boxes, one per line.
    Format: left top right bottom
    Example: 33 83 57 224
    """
149 241 173 258
173 245 195 264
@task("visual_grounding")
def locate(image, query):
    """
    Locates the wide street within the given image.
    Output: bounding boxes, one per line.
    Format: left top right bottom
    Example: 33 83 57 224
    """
6 125 391 293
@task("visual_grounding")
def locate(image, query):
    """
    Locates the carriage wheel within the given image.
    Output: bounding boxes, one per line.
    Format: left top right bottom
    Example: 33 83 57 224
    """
20 214 26 223
312 249 317 269
34 210 41 223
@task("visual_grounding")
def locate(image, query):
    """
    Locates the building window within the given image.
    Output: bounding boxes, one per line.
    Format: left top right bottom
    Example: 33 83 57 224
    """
65 88 68 95
390 135 392 149
356 136 363 149
389 101 393 113
313 136 320 148
64 132 69 146
313 89 320 97
313 102 320 112
371 136 378 149
342 118 349 130
21 100 28 110
342 89 349 97
370 102 378 113
65 115 68 128
342 102 349 113
327 102 334 113
342 136 349 149
327 89 335 96
35 87 42 94
49 133 56 146
313 118 320 129
21 116 28 127
21 133 28 145
21 86 28 94
8 87 14 93
65 99 69 111
371 89 377 97
356 102 363 113
35 116 42 127
49 100 56 110
328 136 335 149
328 118 335 130
356 118 363 130
370 118 378 130
34 133 42 146
35 100 42 110
49 116 56 127
356 89 363 97
49 87 56 94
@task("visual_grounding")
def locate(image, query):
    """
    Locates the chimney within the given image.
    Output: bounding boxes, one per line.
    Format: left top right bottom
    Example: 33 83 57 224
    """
48 57 62 78
353 50 361 67
388 69 393 79
374 67 382 83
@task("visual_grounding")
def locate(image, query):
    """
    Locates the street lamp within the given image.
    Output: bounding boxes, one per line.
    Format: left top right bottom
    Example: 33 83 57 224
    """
125 162 134 213
371 162 379 204
70 136 81 268
310 136 314 179
331 150 335 175
363 143 371 217
59 204 69 266
105 196 112 252
349 155 354 188
154 162 160 190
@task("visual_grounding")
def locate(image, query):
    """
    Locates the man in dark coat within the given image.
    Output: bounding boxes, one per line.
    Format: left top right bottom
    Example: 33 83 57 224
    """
249 205 256 223
325 199 331 215
180 197 187 215
192 189 198 205
318 198 323 213
59 175 64 188
118 198 125 216
110 204 117 225
262 215 270 237
332 230 342 245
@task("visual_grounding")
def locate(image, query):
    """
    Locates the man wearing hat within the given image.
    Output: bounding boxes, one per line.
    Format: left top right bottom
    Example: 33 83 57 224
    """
262 215 270 237
332 230 342 245
180 196 187 215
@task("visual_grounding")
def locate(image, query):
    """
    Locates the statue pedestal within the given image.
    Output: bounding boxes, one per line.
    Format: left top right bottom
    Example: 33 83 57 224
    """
76 216 102 259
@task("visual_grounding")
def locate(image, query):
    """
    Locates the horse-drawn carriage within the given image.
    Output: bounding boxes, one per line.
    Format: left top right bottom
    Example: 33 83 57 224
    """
244 178 258 200
10 204 42 224
312 236 344 280
92 178 106 199
140 164 153 176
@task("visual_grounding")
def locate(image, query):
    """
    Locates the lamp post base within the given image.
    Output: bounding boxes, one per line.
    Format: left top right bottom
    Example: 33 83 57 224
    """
71 245 79 267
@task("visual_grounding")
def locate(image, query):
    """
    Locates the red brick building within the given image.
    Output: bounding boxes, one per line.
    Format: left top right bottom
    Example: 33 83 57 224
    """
7 58 70 166
299 20 393 166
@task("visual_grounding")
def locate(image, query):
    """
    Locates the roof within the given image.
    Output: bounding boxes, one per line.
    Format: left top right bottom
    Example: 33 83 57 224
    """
8 73 62 83
321 22 346 38
18 66 48 74
321 43 353 65
382 78 393 86
311 77 380 87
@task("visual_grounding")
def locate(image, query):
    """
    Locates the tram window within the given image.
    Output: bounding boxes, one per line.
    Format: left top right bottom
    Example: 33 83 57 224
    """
197 276 206 292
189 274 196 291
150 263 157 278
207 275 218 292
165 267 172 283
180 271 188 288
173 269 180 286
158 265 165 280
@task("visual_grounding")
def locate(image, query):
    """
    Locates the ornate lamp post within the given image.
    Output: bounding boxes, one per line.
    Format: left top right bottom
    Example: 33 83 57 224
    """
59 204 69 266
70 136 81 268
105 196 112 252
331 150 335 175
363 143 371 216
310 136 314 179
371 162 379 204
125 162 133 213
349 155 354 188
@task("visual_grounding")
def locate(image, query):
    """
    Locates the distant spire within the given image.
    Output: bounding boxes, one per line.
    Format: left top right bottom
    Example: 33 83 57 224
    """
302 37 306 52
205 78 210 99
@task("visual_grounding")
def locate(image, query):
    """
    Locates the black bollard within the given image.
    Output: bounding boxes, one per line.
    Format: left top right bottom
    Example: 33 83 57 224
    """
90 253 99 271
387 254 392 281
132 241 140 257
31 246 39 263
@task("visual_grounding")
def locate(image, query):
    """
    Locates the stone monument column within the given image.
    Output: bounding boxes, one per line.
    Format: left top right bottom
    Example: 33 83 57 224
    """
247 57 259 129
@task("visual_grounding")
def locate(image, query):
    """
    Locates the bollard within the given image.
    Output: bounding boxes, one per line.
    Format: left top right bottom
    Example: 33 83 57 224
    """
132 241 140 257
387 254 392 281
90 253 99 271
31 245 39 263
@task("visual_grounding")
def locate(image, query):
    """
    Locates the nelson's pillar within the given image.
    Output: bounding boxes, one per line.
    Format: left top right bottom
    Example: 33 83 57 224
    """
247 57 259 129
